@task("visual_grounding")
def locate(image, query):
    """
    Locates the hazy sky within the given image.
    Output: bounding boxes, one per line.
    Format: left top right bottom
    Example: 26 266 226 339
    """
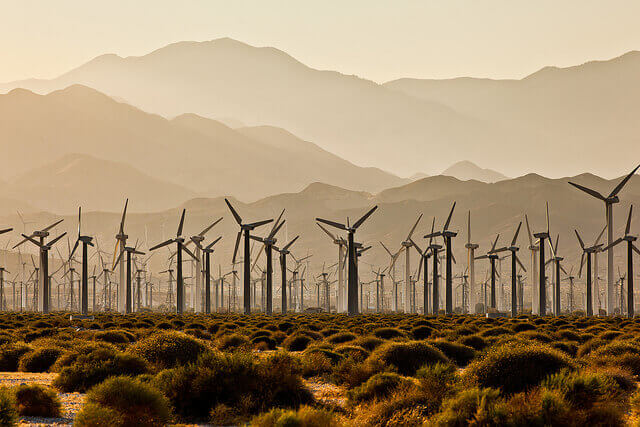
4 1 640 83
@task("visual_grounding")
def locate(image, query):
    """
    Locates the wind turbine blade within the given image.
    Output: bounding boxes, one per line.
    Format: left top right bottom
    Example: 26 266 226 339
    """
48 232 67 247
609 164 640 198
190 237 203 250
443 202 456 231
182 246 198 261
206 236 222 250
525 214 534 247
198 217 223 237
491 234 500 252
283 235 299 251
575 229 585 250
149 239 174 251
177 209 186 237
69 239 80 261
268 209 286 239
578 253 585 278
516 255 526 272
246 219 273 228
316 218 347 231
113 249 124 270
224 198 243 225
317 223 337 241
232 231 241 263
406 213 423 240
428 217 435 246
0 228 12 235
626 205 634 235
467 210 471 245
633 244 640 256
42 219 64 233
380 241 393 257
595 224 607 246
546 202 550 235
511 222 522 247
77 206 82 237
568 182 606 201
409 238 423 255
252 244 265 271
353 206 378 229
602 238 624 252
19 234 41 248
119 199 128 233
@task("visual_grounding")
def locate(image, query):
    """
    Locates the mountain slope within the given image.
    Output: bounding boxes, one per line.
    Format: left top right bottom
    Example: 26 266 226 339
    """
0 85 406 207
441 161 508 183
2 153 195 213
0 38 507 176
383 51 640 178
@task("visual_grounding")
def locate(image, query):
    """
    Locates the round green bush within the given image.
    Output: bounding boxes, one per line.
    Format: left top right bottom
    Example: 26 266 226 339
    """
251 406 339 427
372 327 406 340
83 376 171 427
0 387 17 426
367 341 449 376
411 325 434 339
14 384 61 417
465 342 575 394
217 333 250 351
18 347 62 373
283 333 313 351
428 340 476 367
326 331 357 344
0 343 32 371
347 372 413 403
75 403 124 427
431 387 507 425
128 331 206 369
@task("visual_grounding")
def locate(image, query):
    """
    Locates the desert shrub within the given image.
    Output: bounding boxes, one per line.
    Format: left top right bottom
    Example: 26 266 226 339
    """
283 333 313 351
0 343 32 371
128 331 206 369
326 331 357 344
556 329 580 342
76 403 124 427
591 341 640 358
355 388 439 426
251 406 339 427
304 347 343 364
332 357 384 388
94 330 135 344
18 347 61 372
367 341 449 376
216 333 250 351
251 335 277 350
428 340 476 367
430 387 508 426
465 342 575 394
13 384 61 417
154 350 312 421
373 327 406 340
0 387 17 426
301 351 333 378
53 347 148 392
577 337 607 357
542 370 621 409
353 336 385 351
502 389 570 426
82 376 171 427
458 334 487 351
512 322 536 332
348 372 414 403
480 326 512 337
334 344 369 361
411 325 434 339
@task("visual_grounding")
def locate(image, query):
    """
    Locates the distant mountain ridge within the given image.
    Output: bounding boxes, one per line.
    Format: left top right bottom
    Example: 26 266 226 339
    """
2 38 639 178
0 85 407 210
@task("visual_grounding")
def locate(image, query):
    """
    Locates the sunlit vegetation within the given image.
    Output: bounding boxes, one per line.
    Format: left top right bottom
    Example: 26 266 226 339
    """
0 311 637 425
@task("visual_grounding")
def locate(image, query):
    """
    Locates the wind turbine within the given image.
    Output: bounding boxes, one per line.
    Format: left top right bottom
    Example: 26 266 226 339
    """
192 236 222 314
602 205 640 317
546 235 567 315
252 210 286 314
400 214 423 313
13 219 63 313
379 241 402 311
568 164 640 314
19 232 66 313
149 209 198 314
490 222 526 317
0 230 12 311
410 217 434 314
317 222 348 312
532 202 552 315
68 207 94 316
425 203 457 314
184 217 223 312
114 240 145 314
274 235 299 313
476 234 501 310
225 199 273 315
465 211 480 313
575 228 604 316
113 199 129 313
316 206 378 315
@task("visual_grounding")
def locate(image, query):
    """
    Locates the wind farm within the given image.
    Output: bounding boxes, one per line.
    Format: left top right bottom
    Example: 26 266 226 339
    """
2 3 640 424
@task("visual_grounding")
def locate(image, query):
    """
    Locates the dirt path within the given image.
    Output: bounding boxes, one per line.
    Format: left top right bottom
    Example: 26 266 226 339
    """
0 372 84 426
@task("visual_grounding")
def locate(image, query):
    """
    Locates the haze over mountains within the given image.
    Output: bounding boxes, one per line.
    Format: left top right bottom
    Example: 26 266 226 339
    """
2 38 639 178
0 85 407 209
1 172 638 295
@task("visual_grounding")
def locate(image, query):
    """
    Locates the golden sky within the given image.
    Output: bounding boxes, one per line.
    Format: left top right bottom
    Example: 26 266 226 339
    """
3 0 640 83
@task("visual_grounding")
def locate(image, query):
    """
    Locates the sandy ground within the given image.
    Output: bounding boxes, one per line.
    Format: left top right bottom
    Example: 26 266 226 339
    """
0 372 84 426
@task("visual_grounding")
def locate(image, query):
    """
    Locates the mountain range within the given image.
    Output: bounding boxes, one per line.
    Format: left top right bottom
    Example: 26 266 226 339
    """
2 38 639 178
